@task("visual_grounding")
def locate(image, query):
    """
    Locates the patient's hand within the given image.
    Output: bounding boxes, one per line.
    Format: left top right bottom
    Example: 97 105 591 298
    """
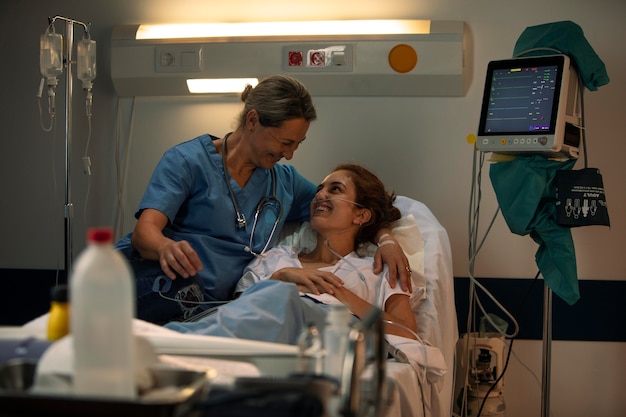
270 268 344 295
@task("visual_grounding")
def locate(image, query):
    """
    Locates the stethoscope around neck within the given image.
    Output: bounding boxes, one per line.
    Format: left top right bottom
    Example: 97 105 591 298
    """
222 133 283 257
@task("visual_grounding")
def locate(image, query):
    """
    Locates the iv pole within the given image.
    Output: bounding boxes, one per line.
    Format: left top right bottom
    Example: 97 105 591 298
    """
50 15 91 276
541 284 552 417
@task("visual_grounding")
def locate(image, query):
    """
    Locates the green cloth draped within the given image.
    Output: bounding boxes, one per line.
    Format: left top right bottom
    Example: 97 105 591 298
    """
513 20 610 91
486 20 611 305
489 156 580 305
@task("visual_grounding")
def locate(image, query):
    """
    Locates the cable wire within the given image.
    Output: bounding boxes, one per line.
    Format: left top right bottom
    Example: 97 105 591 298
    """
82 105 93 229
458 148 523 417
113 96 136 239
467 150 520 339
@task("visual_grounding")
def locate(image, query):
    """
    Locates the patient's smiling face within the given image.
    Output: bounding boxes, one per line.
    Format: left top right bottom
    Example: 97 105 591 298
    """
310 170 361 234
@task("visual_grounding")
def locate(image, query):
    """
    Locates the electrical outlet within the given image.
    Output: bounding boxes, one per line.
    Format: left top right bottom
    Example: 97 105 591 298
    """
155 46 202 73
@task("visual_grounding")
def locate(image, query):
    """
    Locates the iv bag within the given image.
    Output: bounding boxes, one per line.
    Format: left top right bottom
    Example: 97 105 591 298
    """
40 31 63 80
77 38 97 88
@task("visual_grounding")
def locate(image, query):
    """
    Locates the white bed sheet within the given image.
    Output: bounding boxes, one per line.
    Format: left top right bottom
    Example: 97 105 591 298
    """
393 196 458 417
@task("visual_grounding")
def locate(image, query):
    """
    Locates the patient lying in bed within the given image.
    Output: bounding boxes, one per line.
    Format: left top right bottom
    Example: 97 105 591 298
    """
165 164 416 341
164 164 447 384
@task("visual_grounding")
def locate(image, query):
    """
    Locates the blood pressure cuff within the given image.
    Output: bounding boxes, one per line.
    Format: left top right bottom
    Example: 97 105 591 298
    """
556 168 610 227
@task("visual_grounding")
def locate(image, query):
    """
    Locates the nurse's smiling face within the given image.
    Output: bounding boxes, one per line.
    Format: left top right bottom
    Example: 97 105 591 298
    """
251 117 309 169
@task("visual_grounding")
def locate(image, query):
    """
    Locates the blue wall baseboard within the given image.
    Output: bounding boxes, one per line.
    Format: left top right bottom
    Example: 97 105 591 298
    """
1 269 624 342
0 269 66 326
454 276 626 342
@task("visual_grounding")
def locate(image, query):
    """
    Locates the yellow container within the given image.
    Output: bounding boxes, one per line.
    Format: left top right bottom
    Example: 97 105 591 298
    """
47 285 70 341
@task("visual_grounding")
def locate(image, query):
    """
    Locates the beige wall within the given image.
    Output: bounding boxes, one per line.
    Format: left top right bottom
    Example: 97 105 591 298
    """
1 1 625 416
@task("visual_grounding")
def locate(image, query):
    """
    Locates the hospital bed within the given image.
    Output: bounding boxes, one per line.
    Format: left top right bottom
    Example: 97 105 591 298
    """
0 196 457 417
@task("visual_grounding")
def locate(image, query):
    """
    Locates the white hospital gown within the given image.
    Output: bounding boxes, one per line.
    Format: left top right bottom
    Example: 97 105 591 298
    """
237 245 410 309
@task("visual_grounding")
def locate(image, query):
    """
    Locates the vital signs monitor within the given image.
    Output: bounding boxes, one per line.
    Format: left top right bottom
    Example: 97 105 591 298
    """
476 54 581 159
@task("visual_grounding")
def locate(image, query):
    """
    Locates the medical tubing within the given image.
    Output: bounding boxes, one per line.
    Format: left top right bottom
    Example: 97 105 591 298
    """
157 290 232 306
513 47 563 59
37 96 55 132
85 89 93 118
467 150 519 339
383 319 428 416
113 96 136 238
460 148 520 417
312 197 365 208
382 319 423 344
36 76 56 132
81 96 93 229
322 237 373 305
182 305 223 322
383 318 435 417
467 150 482 346
469 197 519 340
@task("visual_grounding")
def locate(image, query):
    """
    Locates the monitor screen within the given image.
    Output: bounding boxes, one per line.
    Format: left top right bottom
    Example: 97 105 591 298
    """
476 54 580 158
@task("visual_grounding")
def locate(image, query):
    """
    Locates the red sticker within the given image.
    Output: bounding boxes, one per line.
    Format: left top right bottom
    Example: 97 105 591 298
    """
309 51 325 66
288 51 303 66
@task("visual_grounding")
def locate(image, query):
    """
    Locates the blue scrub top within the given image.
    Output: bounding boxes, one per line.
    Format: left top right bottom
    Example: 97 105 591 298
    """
116 133 316 300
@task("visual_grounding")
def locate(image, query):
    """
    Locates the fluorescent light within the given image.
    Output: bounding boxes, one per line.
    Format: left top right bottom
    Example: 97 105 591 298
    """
136 20 431 40
186 78 259 94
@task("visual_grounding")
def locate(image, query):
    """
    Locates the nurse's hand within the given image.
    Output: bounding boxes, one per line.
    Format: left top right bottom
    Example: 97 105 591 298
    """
157 240 203 280
270 268 344 295
132 208 203 280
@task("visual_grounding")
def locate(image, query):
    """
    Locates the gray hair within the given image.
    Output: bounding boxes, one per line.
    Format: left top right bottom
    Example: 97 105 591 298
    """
237 74 317 128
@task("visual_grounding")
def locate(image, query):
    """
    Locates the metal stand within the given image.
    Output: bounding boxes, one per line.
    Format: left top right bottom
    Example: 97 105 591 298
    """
63 18 75 276
51 15 90 276
541 283 552 417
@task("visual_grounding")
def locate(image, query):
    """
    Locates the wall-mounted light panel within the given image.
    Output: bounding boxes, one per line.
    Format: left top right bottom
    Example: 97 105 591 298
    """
111 20 471 97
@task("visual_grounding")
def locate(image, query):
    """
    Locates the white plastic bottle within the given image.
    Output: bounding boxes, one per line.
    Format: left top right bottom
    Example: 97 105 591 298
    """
323 304 352 384
70 227 136 399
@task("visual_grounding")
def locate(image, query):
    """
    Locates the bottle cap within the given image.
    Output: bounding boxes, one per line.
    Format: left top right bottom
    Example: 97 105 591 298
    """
50 284 69 302
87 227 114 243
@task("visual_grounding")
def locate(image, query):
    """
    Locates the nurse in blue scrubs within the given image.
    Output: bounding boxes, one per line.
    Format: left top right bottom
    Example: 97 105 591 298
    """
115 75 410 324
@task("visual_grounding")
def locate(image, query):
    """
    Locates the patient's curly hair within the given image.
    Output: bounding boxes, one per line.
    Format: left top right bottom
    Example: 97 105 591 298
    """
332 163 401 251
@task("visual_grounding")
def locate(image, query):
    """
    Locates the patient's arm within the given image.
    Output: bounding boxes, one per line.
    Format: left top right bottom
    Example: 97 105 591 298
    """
372 229 412 293
333 288 417 340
